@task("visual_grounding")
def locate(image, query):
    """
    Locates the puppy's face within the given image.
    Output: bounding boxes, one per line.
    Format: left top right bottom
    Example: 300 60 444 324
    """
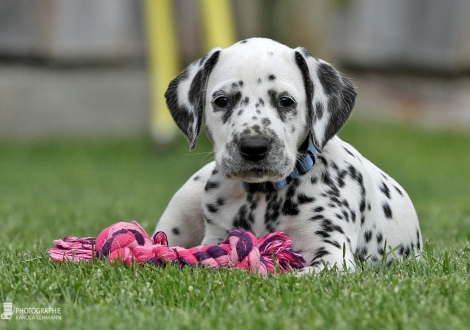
204 41 309 182
165 38 356 184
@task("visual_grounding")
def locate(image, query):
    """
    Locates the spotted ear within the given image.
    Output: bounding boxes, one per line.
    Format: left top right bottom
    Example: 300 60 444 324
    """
294 48 356 152
165 48 221 149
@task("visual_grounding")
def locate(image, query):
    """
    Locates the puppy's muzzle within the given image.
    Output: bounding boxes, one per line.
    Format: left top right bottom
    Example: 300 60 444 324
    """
239 138 270 162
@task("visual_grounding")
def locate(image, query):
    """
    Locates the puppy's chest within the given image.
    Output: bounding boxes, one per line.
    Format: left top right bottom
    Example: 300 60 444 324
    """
202 177 305 237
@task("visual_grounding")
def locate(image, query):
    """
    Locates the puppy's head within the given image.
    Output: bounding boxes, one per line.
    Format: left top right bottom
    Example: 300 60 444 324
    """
165 38 356 183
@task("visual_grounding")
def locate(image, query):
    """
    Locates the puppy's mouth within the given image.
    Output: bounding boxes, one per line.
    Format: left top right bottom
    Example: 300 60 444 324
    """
220 160 291 183
233 168 285 183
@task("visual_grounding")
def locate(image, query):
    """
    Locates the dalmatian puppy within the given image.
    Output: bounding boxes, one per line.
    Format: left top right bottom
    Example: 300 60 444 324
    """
155 38 422 273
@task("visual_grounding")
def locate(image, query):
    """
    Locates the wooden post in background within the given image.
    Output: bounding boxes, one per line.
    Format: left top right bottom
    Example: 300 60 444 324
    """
199 0 236 50
144 0 180 145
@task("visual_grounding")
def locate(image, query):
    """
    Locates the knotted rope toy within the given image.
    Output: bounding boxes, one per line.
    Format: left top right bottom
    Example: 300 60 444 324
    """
49 221 305 275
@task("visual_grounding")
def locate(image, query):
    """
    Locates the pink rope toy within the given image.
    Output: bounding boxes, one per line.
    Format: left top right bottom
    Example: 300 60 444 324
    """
48 221 305 275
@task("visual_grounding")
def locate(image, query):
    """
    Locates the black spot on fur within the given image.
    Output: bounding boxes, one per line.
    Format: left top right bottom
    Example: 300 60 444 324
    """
232 205 253 231
298 193 315 204
193 176 200 181
321 219 344 234
398 245 405 256
239 80 244 87
380 182 391 199
246 193 259 211
206 203 218 213
382 203 393 219
311 247 330 263
282 181 300 216
205 181 219 191
240 40 248 44
404 246 411 257
364 230 372 243
203 212 213 224
394 185 404 196
359 200 366 213
317 63 340 96
355 246 368 262
316 102 324 121
237 109 243 116
315 230 330 238
257 78 262 84
264 192 281 232
323 239 342 250
341 210 349 222
376 232 383 244
268 74 276 81
343 146 355 157
172 227 180 235
310 214 324 221
350 210 356 222
377 246 384 256
261 118 271 126
317 155 328 167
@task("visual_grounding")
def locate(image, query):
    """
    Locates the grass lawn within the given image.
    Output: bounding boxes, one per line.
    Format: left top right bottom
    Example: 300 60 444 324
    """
0 119 469 329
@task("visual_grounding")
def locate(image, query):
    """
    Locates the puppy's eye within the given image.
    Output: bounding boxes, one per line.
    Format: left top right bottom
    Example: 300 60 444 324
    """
278 96 294 107
214 96 230 108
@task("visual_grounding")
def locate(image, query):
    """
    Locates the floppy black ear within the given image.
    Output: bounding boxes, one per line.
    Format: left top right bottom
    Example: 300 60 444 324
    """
165 48 221 149
294 48 356 151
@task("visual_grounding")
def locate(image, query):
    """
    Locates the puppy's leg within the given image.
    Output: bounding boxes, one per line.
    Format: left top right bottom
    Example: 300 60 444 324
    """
155 162 215 247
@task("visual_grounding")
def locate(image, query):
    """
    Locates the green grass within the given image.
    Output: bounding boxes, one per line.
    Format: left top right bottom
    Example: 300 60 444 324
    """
0 119 469 329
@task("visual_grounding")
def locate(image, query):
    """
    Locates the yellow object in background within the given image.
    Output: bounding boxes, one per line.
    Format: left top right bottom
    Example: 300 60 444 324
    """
144 0 179 145
145 0 236 144
200 0 237 51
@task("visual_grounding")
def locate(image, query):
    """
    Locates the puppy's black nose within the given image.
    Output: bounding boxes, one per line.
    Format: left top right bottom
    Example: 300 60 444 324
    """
239 138 270 161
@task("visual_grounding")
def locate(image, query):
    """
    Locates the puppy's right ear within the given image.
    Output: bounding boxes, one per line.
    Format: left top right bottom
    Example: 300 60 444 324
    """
165 48 221 149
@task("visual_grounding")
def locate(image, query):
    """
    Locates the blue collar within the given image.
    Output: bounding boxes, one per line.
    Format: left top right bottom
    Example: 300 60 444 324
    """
241 143 317 193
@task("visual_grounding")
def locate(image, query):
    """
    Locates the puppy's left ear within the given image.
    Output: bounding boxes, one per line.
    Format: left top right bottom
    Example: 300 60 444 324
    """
294 48 356 151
